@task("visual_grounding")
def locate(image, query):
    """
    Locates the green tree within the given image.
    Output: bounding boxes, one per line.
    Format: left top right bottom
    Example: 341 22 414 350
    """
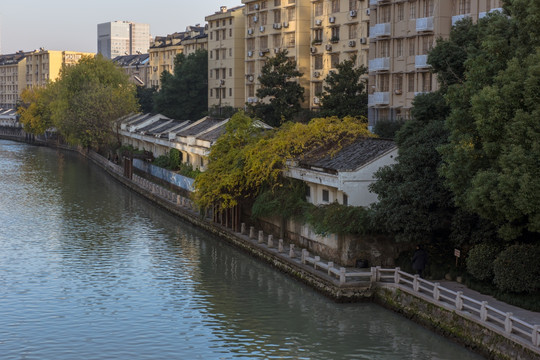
51 55 138 150
248 49 304 127
319 56 368 119
136 85 157 113
18 84 58 135
153 50 208 120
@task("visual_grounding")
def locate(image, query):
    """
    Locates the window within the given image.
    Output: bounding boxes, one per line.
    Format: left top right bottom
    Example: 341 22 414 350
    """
260 12 267 25
393 73 403 92
408 38 415 56
314 54 323 69
229 88 232 97
397 3 404 21
458 0 471 14
260 36 268 49
421 35 434 54
247 38 255 51
247 61 255 74
210 32 213 40
331 26 340 42
423 0 434 17
247 84 255 97
380 5 391 22
331 53 340 68
343 193 348 206
379 74 389 92
287 7 295 21
274 9 281 23
274 0 281 6
322 189 329 202
261 1 267 9
314 2 323 17
410 1 417 19
313 28 323 42
331 0 340 13
349 0 357 11
314 82 323 96
229 29 232 37
273 34 282 47
229 48 232 57
408 73 415 92
222 68 226 79
379 40 390 57
229 68 232 77
348 24 357 39
396 38 403 57
284 32 295 47
422 72 432 92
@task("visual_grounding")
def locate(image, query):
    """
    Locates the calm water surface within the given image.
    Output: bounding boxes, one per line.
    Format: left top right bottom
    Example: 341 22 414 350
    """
0 140 483 360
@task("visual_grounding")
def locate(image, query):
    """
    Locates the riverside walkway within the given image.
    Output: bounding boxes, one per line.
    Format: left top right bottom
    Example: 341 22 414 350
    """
89 151 540 359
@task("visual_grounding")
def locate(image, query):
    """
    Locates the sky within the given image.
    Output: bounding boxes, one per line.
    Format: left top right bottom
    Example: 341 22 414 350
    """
0 0 242 55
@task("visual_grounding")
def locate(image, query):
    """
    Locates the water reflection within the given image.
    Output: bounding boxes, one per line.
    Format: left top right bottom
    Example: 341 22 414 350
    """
0 140 482 360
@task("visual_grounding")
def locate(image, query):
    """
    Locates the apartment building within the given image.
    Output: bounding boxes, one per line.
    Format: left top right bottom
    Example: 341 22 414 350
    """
0 51 30 109
242 0 311 106
148 26 206 89
182 27 209 56
206 5 246 111
25 49 95 89
367 0 503 127
112 53 150 86
309 0 371 109
97 21 150 59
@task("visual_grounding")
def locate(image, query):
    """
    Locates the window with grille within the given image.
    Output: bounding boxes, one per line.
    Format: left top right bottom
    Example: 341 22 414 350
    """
332 0 340 13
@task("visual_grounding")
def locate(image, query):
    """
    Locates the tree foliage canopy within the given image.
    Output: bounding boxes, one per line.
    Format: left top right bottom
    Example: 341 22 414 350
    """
153 49 208 120
319 56 368 119
248 50 304 127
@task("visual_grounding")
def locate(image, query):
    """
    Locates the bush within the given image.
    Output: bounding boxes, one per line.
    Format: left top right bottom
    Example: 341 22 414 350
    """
493 244 540 293
169 149 180 170
466 243 501 281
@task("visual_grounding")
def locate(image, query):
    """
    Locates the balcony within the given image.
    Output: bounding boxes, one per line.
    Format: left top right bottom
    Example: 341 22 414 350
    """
415 55 431 69
369 23 391 38
479 8 504 19
416 17 434 32
368 92 390 106
369 0 378 5
368 57 390 72
452 14 470 26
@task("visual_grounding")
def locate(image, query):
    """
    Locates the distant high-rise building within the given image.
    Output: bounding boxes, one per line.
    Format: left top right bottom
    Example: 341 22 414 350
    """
97 21 150 59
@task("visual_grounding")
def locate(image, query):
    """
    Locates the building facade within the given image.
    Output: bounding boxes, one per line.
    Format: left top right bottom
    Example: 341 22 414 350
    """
309 0 371 109
25 49 95 88
242 0 311 106
367 0 503 127
0 52 30 109
97 21 150 59
206 6 246 111
112 54 150 86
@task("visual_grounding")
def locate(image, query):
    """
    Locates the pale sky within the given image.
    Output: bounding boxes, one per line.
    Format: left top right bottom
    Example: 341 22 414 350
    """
0 0 242 54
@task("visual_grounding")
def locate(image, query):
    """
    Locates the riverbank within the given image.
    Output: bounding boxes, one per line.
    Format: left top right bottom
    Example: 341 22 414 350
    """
1 134 538 360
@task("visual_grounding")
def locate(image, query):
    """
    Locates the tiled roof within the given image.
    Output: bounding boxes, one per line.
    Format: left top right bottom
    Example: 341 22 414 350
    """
176 117 224 137
298 137 396 173
112 54 149 66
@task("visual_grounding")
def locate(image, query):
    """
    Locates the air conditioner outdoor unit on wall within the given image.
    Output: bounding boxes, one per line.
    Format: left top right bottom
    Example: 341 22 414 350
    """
260 26 265 32
349 40 356 47
283 22 289 28
310 47 317 53
313 97 320 104
325 44 332 51
329 17 335 23
248 28 254 35
350 10 357 17
254 4 259 10
360 37 367 44
313 71 320 78
315 19 322 26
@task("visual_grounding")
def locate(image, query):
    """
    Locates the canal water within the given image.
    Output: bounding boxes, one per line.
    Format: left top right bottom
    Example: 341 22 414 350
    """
0 140 483 360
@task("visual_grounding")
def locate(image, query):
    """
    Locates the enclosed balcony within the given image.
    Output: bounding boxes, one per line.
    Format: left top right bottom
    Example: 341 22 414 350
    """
368 92 390 106
369 23 391 38
415 55 431 69
416 17 434 32
452 14 470 26
368 57 390 72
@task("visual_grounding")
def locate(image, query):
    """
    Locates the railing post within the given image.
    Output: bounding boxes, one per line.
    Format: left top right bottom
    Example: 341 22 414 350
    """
370 267 377 282
258 230 264 244
413 275 420 292
278 239 284 253
240 223 246 235
394 267 401 284
249 226 255 240
433 283 440 301
455 291 463 311
314 256 320 269
376 266 381 282
289 244 295 258
328 262 334 276
339 267 346 285
267 234 273 248
301 249 308 264
532 325 539 346
504 313 513 334
480 301 488 322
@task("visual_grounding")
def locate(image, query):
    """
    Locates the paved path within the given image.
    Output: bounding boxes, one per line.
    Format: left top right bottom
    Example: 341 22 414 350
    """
439 280 540 326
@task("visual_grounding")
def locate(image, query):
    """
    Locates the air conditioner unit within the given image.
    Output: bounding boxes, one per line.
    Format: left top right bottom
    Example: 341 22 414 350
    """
249 97 258 103
220 79 225 86
259 51 265 57
329 17 335 23
248 50 253 57
348 40 356 47
366 9 371 16
283 22 289 28
254 3 259 10
253 16 258 23
248 75 254 82
273 23 282 29
325 44 332 51
274 47 281 53
248 28 254 35
260 25 265 32
313 71 320 78
315 19 322 26
313 97 320 104
350 10 357 17
360 37 367 44
310 47 317 53
247 97 254 104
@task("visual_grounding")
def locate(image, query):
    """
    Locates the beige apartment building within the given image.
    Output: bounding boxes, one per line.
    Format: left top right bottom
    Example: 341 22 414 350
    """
0 52 30 109
206 5 246 111
25 49 95 89
148 26 207 89
367 0 503 127
242 0 311 106
310 0 371 109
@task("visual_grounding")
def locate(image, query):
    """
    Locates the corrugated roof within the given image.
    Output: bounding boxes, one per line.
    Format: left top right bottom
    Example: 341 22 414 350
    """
298 137 396 173
176 117 223 137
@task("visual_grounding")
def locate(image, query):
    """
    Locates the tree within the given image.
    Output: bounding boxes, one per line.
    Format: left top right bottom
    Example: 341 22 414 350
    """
51 55 139 150
18 84 57 135
248 49 304 127
136 85 157 113
370 92 453 243
153 50 208 120
319 56 368 119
